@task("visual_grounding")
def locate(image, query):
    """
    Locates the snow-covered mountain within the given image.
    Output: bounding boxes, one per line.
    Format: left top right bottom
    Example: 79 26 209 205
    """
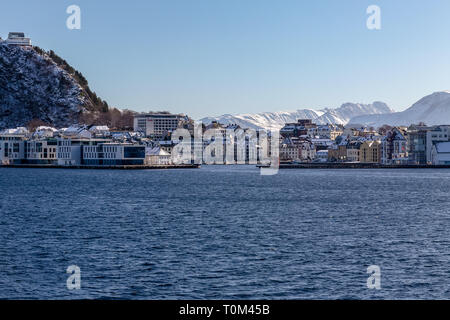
201 102 394 130
0 43 108 129
350 91 450 127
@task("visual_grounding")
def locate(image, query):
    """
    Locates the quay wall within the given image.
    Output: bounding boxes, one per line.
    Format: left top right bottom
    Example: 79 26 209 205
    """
0 164 200 170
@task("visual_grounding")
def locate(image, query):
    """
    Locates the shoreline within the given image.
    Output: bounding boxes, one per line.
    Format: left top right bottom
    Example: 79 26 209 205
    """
274 163 450 169
0 164 200 170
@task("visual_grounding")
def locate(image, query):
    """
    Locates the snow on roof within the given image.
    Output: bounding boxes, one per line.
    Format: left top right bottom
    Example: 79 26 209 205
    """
61 126 92 138
36 126 57 132
146 146 170 156
89 125 110 132
64 125 83 133
0 127 29 135
435 141 450 153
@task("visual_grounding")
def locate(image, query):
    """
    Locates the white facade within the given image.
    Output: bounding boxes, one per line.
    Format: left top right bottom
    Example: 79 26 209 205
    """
134 114 183 138
4 32 31 47
145 147 172 165
426 126 450 163
0 137 25 165
57 138 83 166
84 144 122 162
25 139 58 164
57 138 110 166
346 142 361 162
280 138 315 162
431 142 450 165
0 131 27 164
308 124 343 140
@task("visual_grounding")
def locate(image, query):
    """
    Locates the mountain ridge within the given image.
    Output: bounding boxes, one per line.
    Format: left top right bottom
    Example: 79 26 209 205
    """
349 91 450 127
201 102 394 130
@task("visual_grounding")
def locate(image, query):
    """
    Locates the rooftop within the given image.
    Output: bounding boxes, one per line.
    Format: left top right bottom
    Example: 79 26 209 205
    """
8 32 25 39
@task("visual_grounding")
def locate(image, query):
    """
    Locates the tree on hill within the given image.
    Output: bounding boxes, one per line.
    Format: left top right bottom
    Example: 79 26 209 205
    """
27 119 51 132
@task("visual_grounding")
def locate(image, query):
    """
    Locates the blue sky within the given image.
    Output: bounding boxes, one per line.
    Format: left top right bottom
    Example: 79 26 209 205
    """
1 0 450 119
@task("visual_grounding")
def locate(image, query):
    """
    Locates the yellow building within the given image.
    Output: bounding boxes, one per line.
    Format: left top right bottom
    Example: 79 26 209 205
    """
359 141 381 163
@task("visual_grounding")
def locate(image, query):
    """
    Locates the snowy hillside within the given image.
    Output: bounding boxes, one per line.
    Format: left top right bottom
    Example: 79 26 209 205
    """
201 102 393 130
350 91 450 127
0 43 109 129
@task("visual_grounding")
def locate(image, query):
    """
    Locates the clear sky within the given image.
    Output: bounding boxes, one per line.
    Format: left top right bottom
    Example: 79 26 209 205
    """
2 0 450 119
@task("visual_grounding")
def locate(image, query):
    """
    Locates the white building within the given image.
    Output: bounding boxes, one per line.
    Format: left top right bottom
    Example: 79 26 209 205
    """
133 113 185 138
280 137 315 162
308 124 343 140
4 32 32 47
83 142 146 166
346 141 361 162
0 130 28 165
57 138 110 166
24 139 58 164
0 138 25 165
145 147 172 165
431 142 450 165
426 126 450 164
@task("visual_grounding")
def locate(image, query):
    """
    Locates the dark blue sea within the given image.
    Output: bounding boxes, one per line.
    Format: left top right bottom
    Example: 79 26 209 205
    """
1 166 450 299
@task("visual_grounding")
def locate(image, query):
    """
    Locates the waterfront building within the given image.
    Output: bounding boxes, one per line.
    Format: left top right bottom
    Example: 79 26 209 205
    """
57 138 111 166
24 138 58 165
0 130 28 165
280 141 299 161
83 142 146 165
346 141 361 162
431 142 450 165
0 139 25 165
280 137 315 162
407 124 430 164
298 140 316 161
381 127 408 164
328 143 347 162
360 141 381 163
133 113 185 139
426 126 450 163
145 147 172 165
